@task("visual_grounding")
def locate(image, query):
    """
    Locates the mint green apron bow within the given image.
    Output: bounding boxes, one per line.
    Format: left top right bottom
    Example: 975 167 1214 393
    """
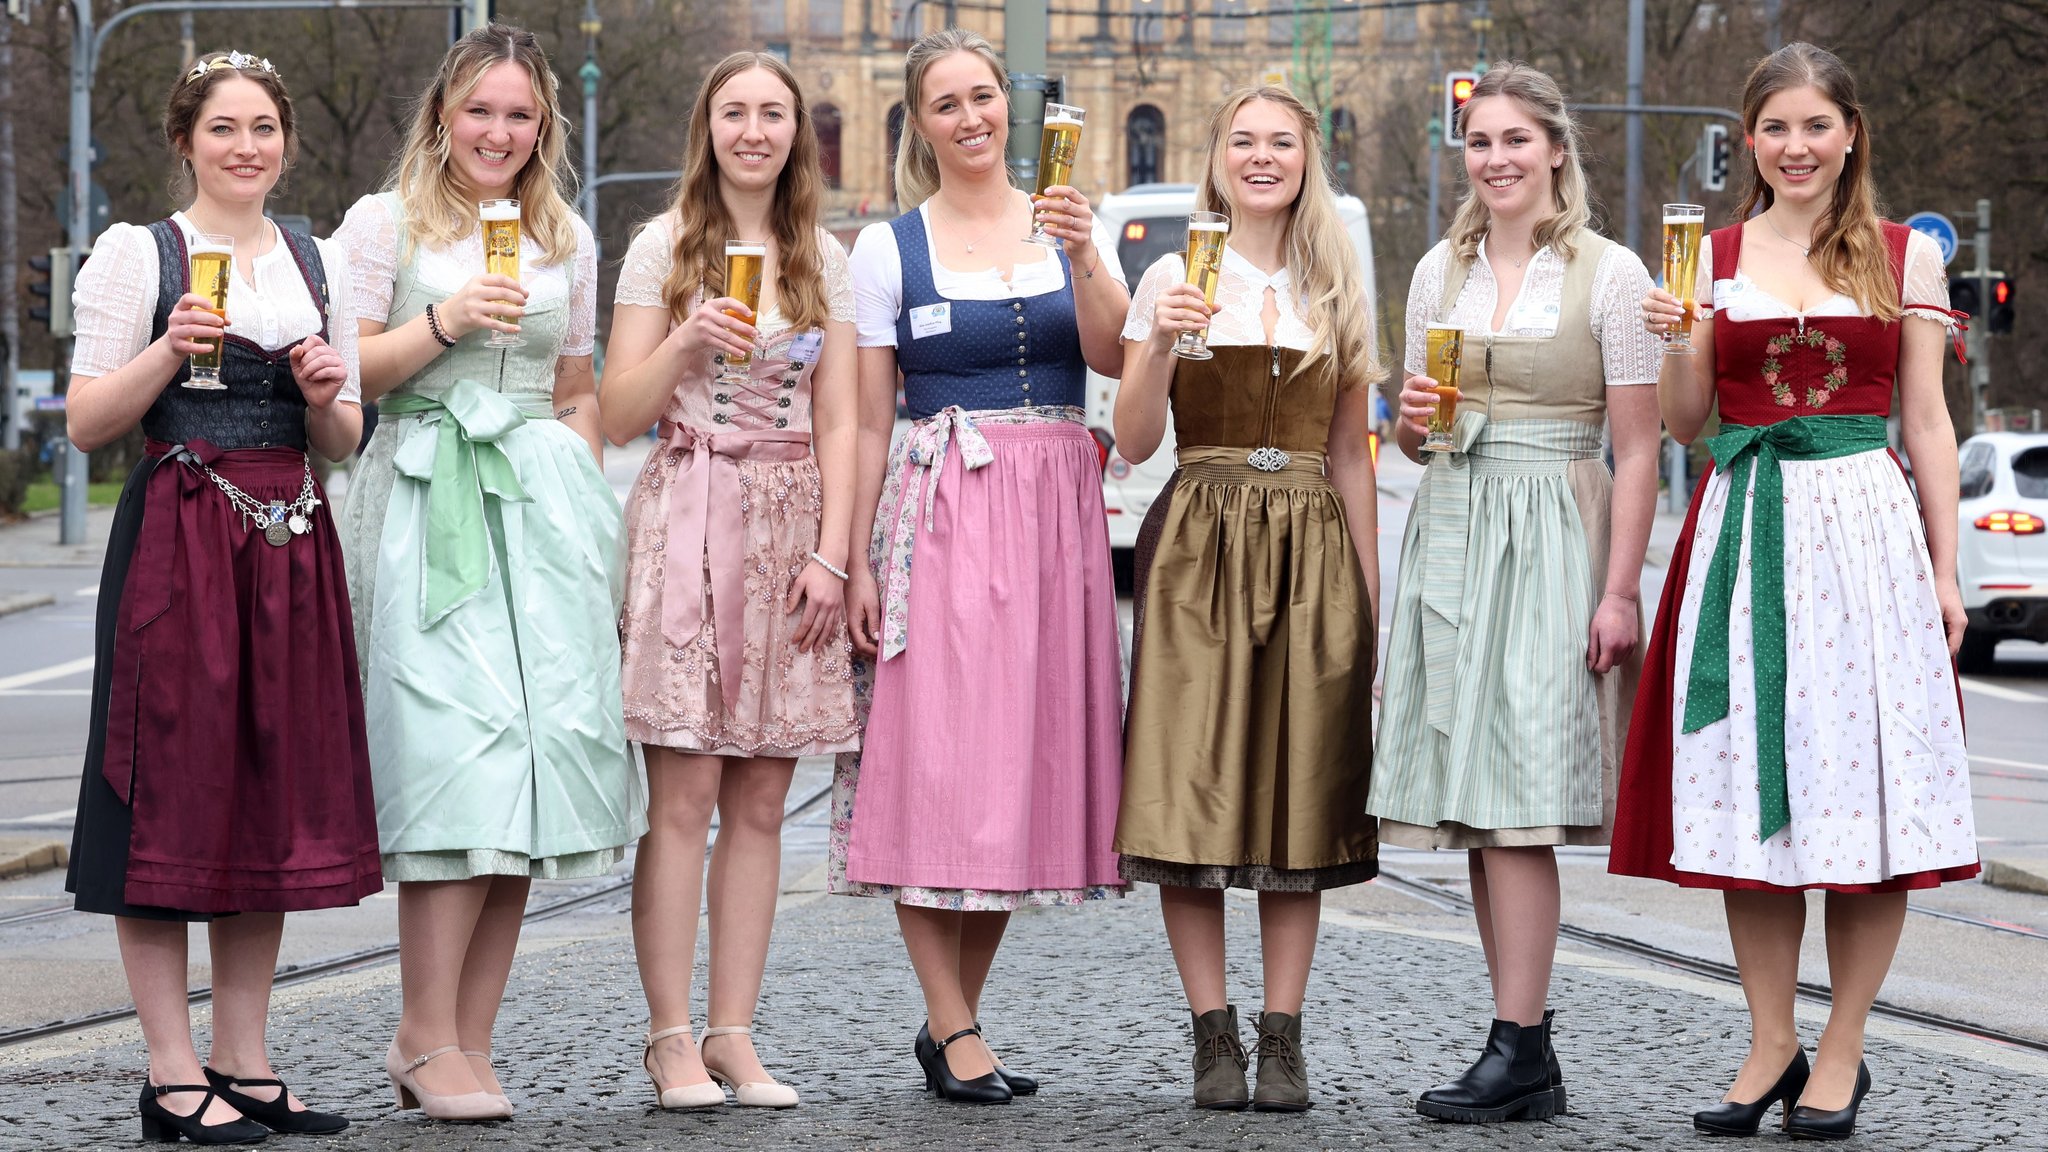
383 379 541 628
1418 409 1487 736
1682 413 1890 838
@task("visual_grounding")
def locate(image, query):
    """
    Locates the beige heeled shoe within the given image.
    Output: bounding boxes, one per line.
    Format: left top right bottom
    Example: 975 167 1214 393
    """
700 1025 800 1109
463 1048 514 1113
643 1026 725 1110
385 1042 513 1121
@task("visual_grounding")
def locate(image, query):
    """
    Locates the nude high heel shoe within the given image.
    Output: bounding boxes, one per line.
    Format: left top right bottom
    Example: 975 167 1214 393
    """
643 1026 725 1110
384 1042 512 1121
463 1049 514 1114
700 1025 800 1108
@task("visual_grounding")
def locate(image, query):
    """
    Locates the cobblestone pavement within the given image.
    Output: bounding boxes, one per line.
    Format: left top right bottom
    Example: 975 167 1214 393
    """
4 869 2045 1152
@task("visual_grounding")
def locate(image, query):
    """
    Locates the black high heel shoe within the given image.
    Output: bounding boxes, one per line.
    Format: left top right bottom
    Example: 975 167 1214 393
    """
203 1068 349 1135
1786 1060 1871 1141
919 1022 1039 1096
1693 1048 1810 1136
137 1080 268 1145
915 1025 1012 1104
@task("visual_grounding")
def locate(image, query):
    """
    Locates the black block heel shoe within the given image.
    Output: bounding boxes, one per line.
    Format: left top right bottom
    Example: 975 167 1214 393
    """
916 1025 1012 1104
919 1023 1038 1096
203 1068 349 1135
1693 1049 1810 1136
138 1081 268 1145
1786 1061 1871 1141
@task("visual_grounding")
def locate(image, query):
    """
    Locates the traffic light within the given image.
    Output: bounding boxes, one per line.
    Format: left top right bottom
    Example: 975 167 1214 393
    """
26 253 52 330
26 248 76 337
1987 276 2015 334
1701 124 1731 192
1951 275 1982 318
1443 71 1479 148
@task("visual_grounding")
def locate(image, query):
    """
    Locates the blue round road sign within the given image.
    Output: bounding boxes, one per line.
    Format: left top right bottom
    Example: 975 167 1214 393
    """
1905 211 1958 266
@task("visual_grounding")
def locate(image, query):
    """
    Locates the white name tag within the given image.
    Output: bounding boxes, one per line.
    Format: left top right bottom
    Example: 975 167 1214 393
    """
908 302 952 340
785 329 824 364
1505 296 1562 336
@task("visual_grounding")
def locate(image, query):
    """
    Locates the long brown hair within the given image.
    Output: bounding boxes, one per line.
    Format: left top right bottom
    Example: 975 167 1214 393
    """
659 52 829 333
164 51 298 202
1194 87 1381 391
1445 62 1594 263
894 28 1009 208
389 23 579 264
1734 42 1898 320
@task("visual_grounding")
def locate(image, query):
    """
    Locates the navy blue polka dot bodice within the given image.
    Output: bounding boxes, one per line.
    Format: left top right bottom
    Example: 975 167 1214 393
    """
889 208 1087 419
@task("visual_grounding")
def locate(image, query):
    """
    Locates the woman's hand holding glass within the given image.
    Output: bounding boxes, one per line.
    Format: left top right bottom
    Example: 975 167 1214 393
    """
159 292 227 361
670 295 757 364
1029 186 1097 255
1147 282 1213 346
437 274 528 341
1639 286 1695 337
1398 373 1455 437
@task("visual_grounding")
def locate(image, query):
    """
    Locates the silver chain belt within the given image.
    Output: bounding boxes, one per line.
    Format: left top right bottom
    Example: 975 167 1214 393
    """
188 455 322 546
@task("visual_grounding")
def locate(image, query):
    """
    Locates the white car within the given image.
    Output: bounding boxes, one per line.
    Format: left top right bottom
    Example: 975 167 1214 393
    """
1085 183 1378 562
1956 431 2048 672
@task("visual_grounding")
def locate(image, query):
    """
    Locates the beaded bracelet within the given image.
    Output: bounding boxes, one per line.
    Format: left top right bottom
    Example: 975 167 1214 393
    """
424 303 458 348
809 552 849 581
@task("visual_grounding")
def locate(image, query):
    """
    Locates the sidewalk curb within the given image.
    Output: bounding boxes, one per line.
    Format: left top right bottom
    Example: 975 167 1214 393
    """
0 841 68 880
0 591 56 618
1982 858 2048 897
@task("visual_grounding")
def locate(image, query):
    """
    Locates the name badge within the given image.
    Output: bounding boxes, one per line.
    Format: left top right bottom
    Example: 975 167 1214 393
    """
786 329 824 364
908 302 952 340
1506 297 1562 336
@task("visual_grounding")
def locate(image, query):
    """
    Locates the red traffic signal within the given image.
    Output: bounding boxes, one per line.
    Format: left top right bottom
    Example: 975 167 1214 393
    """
1988 276 2015 334
1443 71 1480 148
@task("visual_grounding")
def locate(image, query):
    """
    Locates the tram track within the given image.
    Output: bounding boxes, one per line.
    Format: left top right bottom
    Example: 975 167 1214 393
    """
0 779 835 1049
1375 866 2048 1056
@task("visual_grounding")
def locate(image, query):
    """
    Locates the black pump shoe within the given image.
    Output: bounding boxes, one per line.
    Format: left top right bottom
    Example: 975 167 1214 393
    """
203 1068 349 1136
919 1022 1038 1096
1415 1019 1559 1124
138 1081 268 1145
1785 1060 1871 1141
916 1025 1012 1104
1693 1048 1810 1136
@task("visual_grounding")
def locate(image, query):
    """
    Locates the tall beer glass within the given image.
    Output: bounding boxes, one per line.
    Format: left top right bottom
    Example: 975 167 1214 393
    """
1172 212 1229 361
480 198 524 349
1421 324 1465 453
1026 103 1085 247
184 233 233 390
1662 203 1705 355
717 241 768 386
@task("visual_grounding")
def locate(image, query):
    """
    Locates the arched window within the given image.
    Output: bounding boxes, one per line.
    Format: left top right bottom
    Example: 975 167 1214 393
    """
815 102 843 190
1328 106 1359 196
1126 104 1166 187
886 102 906 203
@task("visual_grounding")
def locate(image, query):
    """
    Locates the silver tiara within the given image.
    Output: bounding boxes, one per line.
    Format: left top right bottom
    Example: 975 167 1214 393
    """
184 51 279 86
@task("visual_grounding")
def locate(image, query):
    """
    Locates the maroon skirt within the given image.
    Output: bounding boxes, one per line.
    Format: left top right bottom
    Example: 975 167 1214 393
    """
67 439 382 917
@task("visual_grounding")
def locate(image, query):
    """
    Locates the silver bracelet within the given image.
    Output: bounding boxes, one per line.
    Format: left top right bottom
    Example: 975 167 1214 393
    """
809 552 849 581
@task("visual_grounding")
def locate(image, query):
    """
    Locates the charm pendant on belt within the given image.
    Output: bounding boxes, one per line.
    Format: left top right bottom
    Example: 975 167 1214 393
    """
1247 446 1291 472
262 501 293 547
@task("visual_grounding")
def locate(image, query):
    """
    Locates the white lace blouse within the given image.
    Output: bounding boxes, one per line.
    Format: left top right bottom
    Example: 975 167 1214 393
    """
614 214 856 331
1121 245 1317 351
851 206 1125 348
1703 227 1955 326
331 194 598 358
1404 235 1661 386
71 212 362 404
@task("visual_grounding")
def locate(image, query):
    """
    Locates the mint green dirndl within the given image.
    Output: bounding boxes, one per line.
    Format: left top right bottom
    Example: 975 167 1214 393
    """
1369 238 1641 849
337 194 643 881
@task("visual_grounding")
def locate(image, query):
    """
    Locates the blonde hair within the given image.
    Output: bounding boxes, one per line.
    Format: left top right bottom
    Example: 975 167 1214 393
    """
1195 87 1382 391
389 23 579 264
894 28 1009 208
1446 62 1594 264
1734 42 1897 321
659 53 831 332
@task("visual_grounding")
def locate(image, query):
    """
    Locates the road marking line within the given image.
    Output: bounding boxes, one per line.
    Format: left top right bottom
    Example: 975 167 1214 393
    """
0 689 91 697
73 584 99 597
0 807 76 826
1973 755 2048 776
1959 678 2048 704
0 657 95 692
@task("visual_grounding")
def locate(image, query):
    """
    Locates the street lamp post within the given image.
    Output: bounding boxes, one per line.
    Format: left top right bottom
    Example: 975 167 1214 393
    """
579 1 601 237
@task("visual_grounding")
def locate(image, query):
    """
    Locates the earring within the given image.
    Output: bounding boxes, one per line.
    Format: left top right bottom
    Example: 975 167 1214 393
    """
1845 144 1854 153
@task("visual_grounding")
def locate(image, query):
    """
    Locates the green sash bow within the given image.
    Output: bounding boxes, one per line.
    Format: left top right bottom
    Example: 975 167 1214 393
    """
1682 414 1890 838
382 380 539 628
